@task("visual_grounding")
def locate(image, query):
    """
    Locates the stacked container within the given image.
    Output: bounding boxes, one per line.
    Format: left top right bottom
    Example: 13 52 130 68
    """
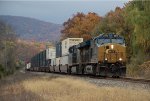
61 38 83 65
26 63 31 70
46 47 56 60
46 47 56 66
61 38 83 56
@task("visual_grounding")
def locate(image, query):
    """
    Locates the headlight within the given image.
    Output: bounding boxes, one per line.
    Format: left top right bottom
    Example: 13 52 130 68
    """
111 45 114 49
119 58 122 61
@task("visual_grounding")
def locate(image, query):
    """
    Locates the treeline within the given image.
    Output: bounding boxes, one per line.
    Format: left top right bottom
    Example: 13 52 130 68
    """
16 39 48 62
0 21 47 78
61 0 150 78
0 21 18 78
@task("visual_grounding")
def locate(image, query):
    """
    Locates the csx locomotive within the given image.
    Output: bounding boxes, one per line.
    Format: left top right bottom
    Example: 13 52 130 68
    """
28 33 126 77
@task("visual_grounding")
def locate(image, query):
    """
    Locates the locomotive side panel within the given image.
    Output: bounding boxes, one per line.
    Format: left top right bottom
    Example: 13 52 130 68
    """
90 40 98 63
69 45 81 66
55 57 60 72
50 58 55 72
60 55 68 73
97 45 105 62
78 40 91 64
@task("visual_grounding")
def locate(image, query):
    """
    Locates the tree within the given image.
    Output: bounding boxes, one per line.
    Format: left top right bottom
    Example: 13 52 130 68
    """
61 12 101 40
125 0 150 56
0 21 17 74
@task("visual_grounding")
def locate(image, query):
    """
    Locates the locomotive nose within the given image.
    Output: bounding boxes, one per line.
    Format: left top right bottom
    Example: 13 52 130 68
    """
104 44 125 63
105 48 118 63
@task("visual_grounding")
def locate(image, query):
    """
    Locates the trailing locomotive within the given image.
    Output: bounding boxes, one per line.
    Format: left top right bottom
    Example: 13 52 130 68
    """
28 33 126 77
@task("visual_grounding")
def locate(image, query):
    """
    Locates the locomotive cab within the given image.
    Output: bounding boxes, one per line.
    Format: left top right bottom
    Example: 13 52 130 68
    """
94 33 126 77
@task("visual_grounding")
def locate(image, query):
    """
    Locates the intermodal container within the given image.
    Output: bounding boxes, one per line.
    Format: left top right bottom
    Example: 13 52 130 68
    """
61 38 83 56
46 47 56 59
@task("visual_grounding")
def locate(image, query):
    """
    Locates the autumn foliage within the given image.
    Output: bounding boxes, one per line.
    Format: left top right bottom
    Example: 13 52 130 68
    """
0 0 150 78
61 0 150 78
16 39 46 63
61 12 101 40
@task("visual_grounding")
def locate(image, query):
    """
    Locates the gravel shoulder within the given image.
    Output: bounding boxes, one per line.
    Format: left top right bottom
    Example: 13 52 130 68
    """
1 70 150 92
27 71 150 91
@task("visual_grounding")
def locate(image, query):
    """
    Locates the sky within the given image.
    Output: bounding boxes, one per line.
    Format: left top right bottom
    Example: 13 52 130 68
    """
0 0 129 24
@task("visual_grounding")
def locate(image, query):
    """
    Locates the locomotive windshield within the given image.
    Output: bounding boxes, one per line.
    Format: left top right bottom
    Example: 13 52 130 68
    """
95 33 125 46
97 38 110 45
112 38 124 44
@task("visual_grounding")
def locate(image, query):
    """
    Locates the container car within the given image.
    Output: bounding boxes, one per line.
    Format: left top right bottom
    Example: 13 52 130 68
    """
61 38 83 56
31 47 55 72
26 63 31 71
46 47 56 71
46 47 56 60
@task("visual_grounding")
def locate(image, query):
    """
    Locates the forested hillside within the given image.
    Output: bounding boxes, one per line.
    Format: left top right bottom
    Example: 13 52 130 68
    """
0 0 149 79
0 21 17 77
61 0 150 78
0 21 51 78
0 15 62 41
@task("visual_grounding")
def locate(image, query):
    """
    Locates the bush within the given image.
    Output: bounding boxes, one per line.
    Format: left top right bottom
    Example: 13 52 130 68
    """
0 64 17 79
0 64 5 78
138 61 150 79
127 52 150 79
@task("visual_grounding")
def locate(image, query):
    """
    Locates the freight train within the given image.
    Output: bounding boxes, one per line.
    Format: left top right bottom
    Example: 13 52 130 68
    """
27 33 126 77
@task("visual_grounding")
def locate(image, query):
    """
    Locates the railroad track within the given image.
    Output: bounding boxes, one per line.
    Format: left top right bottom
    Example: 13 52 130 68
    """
62 73 150 84
57 73 150 84
117 77 150 84
87 76 150 84
28 71 150 84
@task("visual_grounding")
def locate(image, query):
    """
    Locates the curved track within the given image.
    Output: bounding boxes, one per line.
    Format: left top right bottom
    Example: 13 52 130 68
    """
83 75 150 84
28 70 150 84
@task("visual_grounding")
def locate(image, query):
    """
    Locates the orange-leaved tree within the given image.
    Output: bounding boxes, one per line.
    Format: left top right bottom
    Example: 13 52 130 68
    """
61 12 101 40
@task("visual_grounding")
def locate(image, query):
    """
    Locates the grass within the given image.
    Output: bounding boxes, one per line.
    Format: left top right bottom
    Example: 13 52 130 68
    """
0 72 150 101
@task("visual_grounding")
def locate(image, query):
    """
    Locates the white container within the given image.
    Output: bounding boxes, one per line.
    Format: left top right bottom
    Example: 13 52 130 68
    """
51 58 56 66
56 57 60 66
60 55 68 73
61 38 83 56
60 55 69 65
46 47 56 60
54 57 60 72
26 63 31 69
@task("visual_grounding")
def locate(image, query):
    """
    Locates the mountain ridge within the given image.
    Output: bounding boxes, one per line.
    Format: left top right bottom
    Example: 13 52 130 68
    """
0 15 62 42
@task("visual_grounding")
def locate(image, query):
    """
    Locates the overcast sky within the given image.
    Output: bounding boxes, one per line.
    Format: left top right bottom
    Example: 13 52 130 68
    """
0 0 129 24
